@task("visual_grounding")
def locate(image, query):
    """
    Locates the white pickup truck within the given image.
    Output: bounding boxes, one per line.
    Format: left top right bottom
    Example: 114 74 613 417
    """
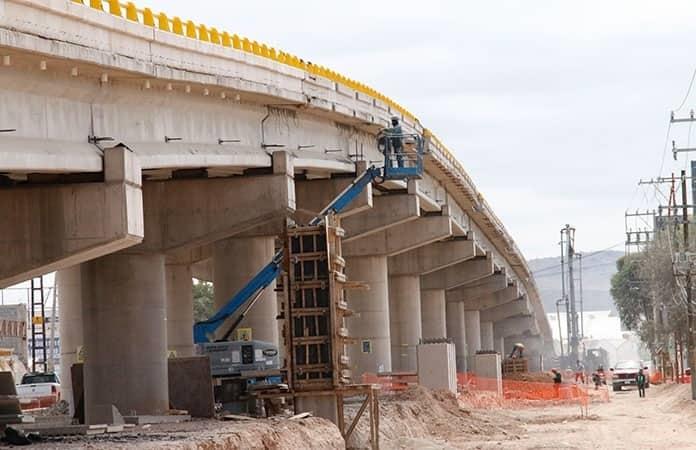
16 372 61 409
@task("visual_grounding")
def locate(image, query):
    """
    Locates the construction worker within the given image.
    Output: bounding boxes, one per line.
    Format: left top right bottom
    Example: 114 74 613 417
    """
509 342 525 359
380 116 404 168
636 368 647 398
574 360 585 384
552 369 562 398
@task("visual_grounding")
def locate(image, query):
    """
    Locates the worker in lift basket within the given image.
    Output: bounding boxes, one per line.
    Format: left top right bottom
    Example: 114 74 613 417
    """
380 116 404 168
636 368 647 398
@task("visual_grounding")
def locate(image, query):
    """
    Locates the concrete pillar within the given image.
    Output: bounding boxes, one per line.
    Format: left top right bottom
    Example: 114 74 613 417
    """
346 255 390 378
465 310 482 369
81 253 168 422
57 266 83 416
213 237 278 344
496 336 506 356
421 289 446 340
165 263 194 357
388 275 421 373
481 321 494 351
446 301 467 372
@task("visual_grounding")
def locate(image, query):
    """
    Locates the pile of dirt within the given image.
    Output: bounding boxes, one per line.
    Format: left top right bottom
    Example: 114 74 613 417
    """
345 386 522 449
503 372 554 383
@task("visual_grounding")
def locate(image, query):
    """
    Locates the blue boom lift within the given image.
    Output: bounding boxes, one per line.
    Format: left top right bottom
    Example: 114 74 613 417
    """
193 132 425 345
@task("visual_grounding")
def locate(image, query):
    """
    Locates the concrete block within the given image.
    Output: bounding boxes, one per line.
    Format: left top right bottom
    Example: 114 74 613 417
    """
474 353 502 396
417 342 457 394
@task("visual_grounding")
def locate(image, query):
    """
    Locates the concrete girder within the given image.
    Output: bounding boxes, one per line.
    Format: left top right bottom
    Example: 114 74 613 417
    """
420 254 494 291
480 297 532 323
342 194 420 243
457 285 522 311
294 170 372 225
494 316 540 339
343 215 453 257
136 151 295 253
0 146 143 288
387 238 479 276
445 271 508 302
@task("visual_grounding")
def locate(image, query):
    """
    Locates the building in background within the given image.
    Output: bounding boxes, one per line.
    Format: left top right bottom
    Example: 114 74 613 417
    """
0 304 27 364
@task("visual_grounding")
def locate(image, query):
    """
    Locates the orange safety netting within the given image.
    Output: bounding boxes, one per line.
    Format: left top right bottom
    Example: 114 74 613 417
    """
457 373 610 409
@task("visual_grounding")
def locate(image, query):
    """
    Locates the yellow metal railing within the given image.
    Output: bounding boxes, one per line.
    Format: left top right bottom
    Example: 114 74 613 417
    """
72 0 418 122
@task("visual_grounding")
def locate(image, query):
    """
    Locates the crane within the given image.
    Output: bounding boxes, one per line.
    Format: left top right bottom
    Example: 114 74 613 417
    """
193 132 425 344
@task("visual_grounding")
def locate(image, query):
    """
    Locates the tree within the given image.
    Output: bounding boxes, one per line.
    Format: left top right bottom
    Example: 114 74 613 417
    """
610 255 651 331
193 281 214 322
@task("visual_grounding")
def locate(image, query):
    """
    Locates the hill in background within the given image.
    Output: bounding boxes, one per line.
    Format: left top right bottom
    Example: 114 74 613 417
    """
528 250 623 314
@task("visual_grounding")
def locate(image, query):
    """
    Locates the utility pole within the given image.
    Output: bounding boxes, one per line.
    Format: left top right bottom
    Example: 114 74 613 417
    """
561 225 579 365
577 253 584 339
682 170 696 400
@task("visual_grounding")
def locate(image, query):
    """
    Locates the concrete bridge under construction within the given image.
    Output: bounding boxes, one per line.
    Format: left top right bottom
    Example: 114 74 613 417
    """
0 0 553 423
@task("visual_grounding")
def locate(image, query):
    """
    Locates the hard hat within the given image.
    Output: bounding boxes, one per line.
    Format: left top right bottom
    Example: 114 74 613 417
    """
391 115 400 121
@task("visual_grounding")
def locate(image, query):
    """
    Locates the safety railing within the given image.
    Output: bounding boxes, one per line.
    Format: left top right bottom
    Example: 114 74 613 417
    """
69 0 416 123
377 132 424 180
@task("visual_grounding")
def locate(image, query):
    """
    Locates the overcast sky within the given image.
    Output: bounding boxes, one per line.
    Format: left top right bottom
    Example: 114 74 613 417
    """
142 0 696 259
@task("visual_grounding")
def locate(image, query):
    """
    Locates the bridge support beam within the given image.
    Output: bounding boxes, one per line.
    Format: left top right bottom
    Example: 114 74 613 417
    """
480 297 531 324
421 289 447 340
81 252 168 423
346 255 391 379
464 310 482 369
388 275 421 372
0 146 143 288
481 321 495 351
57 265 83 416
446 301 467 372
420 255 494 291
212 237 278 344
165 263 194 357
494 316 539 339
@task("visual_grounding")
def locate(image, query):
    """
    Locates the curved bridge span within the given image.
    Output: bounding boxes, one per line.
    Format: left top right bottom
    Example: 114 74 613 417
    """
0 0 553 422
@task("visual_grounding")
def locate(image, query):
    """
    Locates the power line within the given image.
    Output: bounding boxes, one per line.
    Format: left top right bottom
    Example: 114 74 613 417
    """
674 67 696 113
531 242 624 276
532 261 617 279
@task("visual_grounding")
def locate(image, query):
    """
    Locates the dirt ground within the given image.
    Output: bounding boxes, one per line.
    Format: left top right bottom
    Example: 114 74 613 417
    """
462 383 696 450
10 383 696 449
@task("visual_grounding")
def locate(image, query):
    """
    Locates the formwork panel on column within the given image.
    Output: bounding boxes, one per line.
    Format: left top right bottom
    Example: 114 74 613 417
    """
285 216 351 392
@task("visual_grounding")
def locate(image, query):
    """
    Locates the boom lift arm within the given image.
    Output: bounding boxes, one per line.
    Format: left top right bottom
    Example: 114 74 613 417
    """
193 133 424 344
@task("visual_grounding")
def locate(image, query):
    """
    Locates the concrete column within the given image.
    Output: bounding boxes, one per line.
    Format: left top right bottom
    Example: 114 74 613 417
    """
81 253 168 423
346 255 391 378
464 310 482 369
165 263 194 357
446 301 467 372
213 237 278 344
481 321 494 351
57 266 83 416
388 275 422 373
421 289 446 340
496 336 506 356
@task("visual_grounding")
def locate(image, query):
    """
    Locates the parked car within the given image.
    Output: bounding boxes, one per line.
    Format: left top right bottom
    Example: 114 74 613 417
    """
610 360 649 392
16 372 60 409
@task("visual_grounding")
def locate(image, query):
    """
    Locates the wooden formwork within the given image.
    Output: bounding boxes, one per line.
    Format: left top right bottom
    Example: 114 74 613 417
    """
277 214 379 449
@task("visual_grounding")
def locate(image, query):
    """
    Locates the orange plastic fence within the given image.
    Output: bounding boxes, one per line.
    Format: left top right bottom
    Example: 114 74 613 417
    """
457 373 609 409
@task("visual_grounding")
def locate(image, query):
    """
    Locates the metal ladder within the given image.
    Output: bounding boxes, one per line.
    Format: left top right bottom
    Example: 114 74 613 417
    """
30 276 47 373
